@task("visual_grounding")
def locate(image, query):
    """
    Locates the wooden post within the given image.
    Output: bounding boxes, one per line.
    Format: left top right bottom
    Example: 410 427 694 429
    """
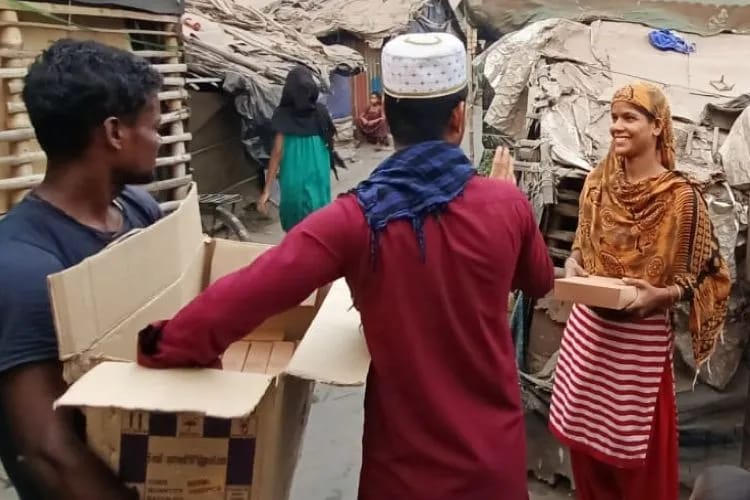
0 9 33 207
163 24 189 201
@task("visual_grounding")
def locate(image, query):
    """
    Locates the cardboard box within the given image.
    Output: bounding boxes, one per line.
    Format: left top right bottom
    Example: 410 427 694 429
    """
553 276 637 310
51 185 371 500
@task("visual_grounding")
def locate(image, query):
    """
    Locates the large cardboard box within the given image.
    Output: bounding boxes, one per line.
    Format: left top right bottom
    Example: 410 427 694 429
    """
50 185 370 499
554 276 637 310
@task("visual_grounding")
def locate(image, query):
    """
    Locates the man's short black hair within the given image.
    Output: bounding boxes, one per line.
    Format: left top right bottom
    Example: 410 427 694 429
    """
23 39 162 161
384 87 468 146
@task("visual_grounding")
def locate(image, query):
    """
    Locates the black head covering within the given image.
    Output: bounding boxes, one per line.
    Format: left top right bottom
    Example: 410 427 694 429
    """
271 65 346 178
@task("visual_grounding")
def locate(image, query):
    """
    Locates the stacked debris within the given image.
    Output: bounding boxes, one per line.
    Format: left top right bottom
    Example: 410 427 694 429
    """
269 0 433 47
182 0 364 162
477 18 750 485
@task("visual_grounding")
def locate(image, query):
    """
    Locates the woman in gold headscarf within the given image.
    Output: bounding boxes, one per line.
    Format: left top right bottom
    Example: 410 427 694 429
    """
548 82 731 500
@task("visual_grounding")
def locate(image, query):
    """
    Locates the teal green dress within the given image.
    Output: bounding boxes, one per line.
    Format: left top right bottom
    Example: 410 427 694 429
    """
278 134 332 232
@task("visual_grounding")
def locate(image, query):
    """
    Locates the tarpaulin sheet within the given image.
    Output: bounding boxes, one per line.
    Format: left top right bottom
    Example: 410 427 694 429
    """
467 0 750 37
184 0 363 164
480 19 750 389
270 0 460 47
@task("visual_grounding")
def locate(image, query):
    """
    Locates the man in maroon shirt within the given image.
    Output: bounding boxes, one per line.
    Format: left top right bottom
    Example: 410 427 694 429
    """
139 33 554 500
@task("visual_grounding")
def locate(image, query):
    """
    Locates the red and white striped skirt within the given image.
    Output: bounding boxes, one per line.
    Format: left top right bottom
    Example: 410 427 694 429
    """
549 304 672 468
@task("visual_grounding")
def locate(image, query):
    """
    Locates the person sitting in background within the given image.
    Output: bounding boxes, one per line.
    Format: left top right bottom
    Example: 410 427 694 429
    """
356 92 389 147
0 39 162 499
690 466 750 500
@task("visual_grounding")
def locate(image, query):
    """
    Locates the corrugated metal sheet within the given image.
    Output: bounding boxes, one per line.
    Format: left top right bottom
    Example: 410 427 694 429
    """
467 0 750 36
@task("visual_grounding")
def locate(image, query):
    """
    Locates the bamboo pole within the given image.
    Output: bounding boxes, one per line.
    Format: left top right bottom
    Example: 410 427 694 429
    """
0 150 46 167
0 63 187 81
160 133 192 145
0 173 42 191
163 25 189 201
142 174 192 193
160 109 190 126
0 10 34 206
5 89 189 115
0 20 174 37
0 1 179 24
155 153 191 168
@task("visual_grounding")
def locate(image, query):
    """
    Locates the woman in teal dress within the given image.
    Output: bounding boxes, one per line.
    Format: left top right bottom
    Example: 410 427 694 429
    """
259 66 341 232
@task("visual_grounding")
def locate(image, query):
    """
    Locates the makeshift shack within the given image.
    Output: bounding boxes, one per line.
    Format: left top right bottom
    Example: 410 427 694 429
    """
178 0 363 190
0 0 191 214
270 0 464 119
466 0 750 39
477 18 750 489
49 184 369 499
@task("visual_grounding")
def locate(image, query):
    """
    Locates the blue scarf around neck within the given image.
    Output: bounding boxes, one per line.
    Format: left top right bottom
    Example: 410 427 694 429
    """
353 140 476 262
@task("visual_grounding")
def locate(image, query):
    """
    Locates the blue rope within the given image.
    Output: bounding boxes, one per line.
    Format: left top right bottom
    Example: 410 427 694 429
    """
649 29 696 55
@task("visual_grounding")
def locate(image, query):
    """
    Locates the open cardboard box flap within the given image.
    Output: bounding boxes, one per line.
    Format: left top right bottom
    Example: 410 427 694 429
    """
55 277 369 416
55 362 274 419
51 183 369 413
49 185 206 363
286 279 369 386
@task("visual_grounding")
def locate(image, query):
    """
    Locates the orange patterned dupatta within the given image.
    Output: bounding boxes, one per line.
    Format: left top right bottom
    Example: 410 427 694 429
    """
572 82 731 368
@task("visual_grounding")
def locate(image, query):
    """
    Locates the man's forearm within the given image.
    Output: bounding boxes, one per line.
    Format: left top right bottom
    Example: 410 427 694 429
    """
25 413 135 500
29 450 135 500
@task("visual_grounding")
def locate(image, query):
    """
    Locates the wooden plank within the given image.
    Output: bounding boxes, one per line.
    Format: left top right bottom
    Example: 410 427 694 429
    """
222 342 251 372
243 342 273 374
164 26 189 202
548 247 570 260
153 63 187 74
134 50 182 59
0 20 175 37
246 330 285 342
547 230 576 243
554 203 579 218
557 189 580 203
158 89 188 101
162 76 186 87
0 1 180 23
142 174 192 193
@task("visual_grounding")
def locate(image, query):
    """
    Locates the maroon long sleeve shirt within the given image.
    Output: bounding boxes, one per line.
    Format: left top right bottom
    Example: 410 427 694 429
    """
140 177 554 500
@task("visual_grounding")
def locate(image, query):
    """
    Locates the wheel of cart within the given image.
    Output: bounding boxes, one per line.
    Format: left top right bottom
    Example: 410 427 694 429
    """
199 193 252 242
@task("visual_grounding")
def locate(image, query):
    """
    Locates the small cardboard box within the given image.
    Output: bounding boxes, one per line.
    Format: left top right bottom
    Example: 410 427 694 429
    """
50 185 371 500
554 276 637 310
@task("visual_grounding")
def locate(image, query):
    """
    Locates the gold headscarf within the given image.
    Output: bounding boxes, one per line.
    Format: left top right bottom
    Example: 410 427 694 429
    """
573 82 731 369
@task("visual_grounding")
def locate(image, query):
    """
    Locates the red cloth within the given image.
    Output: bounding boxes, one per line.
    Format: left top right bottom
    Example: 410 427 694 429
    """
569 358 679 500
138 178 554 500
549 305 672 468
358 105 388 142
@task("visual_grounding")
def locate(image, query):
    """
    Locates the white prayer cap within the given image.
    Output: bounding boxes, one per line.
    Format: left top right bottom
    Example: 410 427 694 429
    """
381 32 467 99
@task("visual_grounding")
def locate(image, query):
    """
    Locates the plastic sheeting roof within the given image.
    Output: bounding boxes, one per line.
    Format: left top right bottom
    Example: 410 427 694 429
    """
269 0 432 46
467 0 750 37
